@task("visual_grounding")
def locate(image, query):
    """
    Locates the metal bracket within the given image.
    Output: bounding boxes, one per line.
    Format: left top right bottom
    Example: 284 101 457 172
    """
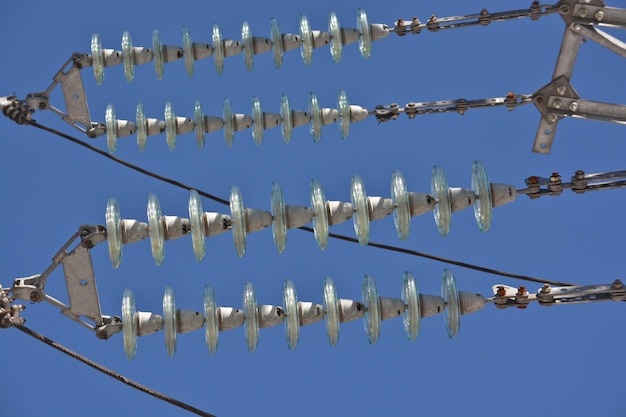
490 280 626 309
8 225 122 339
533 0 626 153
518 169 626 198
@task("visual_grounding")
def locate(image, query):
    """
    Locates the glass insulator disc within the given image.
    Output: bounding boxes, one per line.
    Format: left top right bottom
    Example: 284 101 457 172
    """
442 268 460 339
243 282 259 352
147 193 165 265
105 103 117 154
351 175 370 245
204 285 219 355
472 160 493 232
310 179 329 250
391 170 411 240
91 33 104 85
401 271 420 341
106 197 123 269
362 274 381 345
121 31 135 83
230 185 247 257
152 29 164 80
271 182 287 254
280 94 292 144
323 276 340 346
182 26 194 78
188 189 205 262
122 288 137 359
329 12 342 63
163 286 177 357
431 166 451 236
283 279 300 350
194 100 205 149
357 9 372 59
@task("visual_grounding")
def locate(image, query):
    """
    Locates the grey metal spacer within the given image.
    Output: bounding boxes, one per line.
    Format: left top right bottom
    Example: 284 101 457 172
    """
233 114 253 131
204 116 225 133
218 307 244 331
368 196 395 221
146 118 165 136
291 110 311 128
328 201 354 226
341 28 361 45
491 183 517 208
321 108 339 126
299 301 325 326
121 219 148 244
245 208 272 233
133 47 153 65
136 311 164 336
349 105 369 122
162 45 183 63
281 33 301 52
262 112 282 130
420 294 444 318
175 116 195 135
252 37 272 54
409 192 435 217
312 30 331 48
338 298 365 323
449 188 476 213
204 212 231 237
371 24 391 42
192 43 213 60
285 205 313 229
223 40 243 57
103 49 123 67
379 297 405 321
115 120 137 138
258 305 284 329
177 309 204 333
459 291 486 315
162 215 190 241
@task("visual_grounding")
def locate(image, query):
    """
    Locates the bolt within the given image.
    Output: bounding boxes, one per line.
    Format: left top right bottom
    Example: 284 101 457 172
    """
496 286 506 297
569 101 579 112
613 279 623 289
575 170 585 179
517 286 527 296
541 283 552 294
575 24 582 31
30 291 42 303
547 114 558 123
578 8 587 18
556 84 566 95
38 102 47 110
553 99 562 109
595 10 604 21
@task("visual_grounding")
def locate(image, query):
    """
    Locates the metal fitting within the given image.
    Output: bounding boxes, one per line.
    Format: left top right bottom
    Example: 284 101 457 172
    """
595 10 604 21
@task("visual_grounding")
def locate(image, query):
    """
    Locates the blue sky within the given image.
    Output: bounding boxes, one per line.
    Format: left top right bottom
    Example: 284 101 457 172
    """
1 1 624 416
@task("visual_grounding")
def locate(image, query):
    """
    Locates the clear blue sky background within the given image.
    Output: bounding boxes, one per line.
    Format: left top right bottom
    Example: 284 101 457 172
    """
1 1 624 416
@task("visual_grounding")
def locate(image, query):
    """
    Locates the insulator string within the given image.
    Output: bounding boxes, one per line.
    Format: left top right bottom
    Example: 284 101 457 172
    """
106 162 518 265
120 270 476 358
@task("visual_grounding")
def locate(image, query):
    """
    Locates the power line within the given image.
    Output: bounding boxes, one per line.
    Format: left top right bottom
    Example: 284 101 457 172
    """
28 119 573 287
12 323 217 417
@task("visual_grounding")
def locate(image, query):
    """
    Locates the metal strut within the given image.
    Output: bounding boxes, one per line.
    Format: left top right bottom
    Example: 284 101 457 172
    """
3 225 122 339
